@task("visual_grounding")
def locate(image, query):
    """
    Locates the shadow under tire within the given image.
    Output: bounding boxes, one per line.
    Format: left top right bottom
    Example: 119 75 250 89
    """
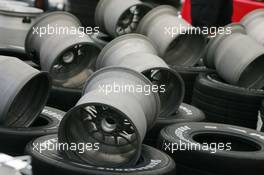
0 107 64 155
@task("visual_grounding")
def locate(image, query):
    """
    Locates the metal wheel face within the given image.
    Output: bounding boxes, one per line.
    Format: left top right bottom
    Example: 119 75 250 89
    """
215 32 264 89
205 23 246 69
95 34 184 117
136 5 177 35
64 104 139 166
5 72 50 127
143 68 184 116
164 33 206 66
116 52 184 117
79 105 137 147
51 44 100 89
58 89 147 167
95 0 152 37
137 5 206 66
83 67 160 130
25 12 81 61
0 5 42 50
115 4 151 36
0 56 50 127
96 34 158 70
238 55 264 89
32 12 99 89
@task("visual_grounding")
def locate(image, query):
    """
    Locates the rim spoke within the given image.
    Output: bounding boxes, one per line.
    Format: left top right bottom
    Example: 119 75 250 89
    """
124 26 132 33
84 107 97 120
121 119 134 134
117 132 131 144
89 128 99 135
114 135 119 144
82 105 136 146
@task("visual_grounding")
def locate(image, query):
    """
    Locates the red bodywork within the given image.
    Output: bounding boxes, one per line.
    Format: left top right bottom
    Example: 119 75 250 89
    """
182 0 264 24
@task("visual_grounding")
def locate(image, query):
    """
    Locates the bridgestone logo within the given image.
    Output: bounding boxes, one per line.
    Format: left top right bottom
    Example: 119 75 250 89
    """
96 160 161 171
180 106 193 115
175 126 192 143
42 109 63 121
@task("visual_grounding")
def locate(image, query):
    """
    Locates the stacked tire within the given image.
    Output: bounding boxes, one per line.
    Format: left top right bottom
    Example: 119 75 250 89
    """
3 2 264 175
192 73 264 129
173 66 215 104
158 122 264 175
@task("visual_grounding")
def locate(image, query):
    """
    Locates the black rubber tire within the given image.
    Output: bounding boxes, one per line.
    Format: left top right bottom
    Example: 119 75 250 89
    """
158 122 264 175
191 73 264 129
0 48 28 61
144 103 205 147
47 86 82 111
25 134 176 175
172 66 215 104
176 164 221 175
0 107 64 156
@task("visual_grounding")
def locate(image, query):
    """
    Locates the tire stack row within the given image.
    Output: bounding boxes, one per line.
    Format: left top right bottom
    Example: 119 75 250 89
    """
20 3 207 175
192 73 263 129
190 11 264 129
1 1 264 175
24 5 264 175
